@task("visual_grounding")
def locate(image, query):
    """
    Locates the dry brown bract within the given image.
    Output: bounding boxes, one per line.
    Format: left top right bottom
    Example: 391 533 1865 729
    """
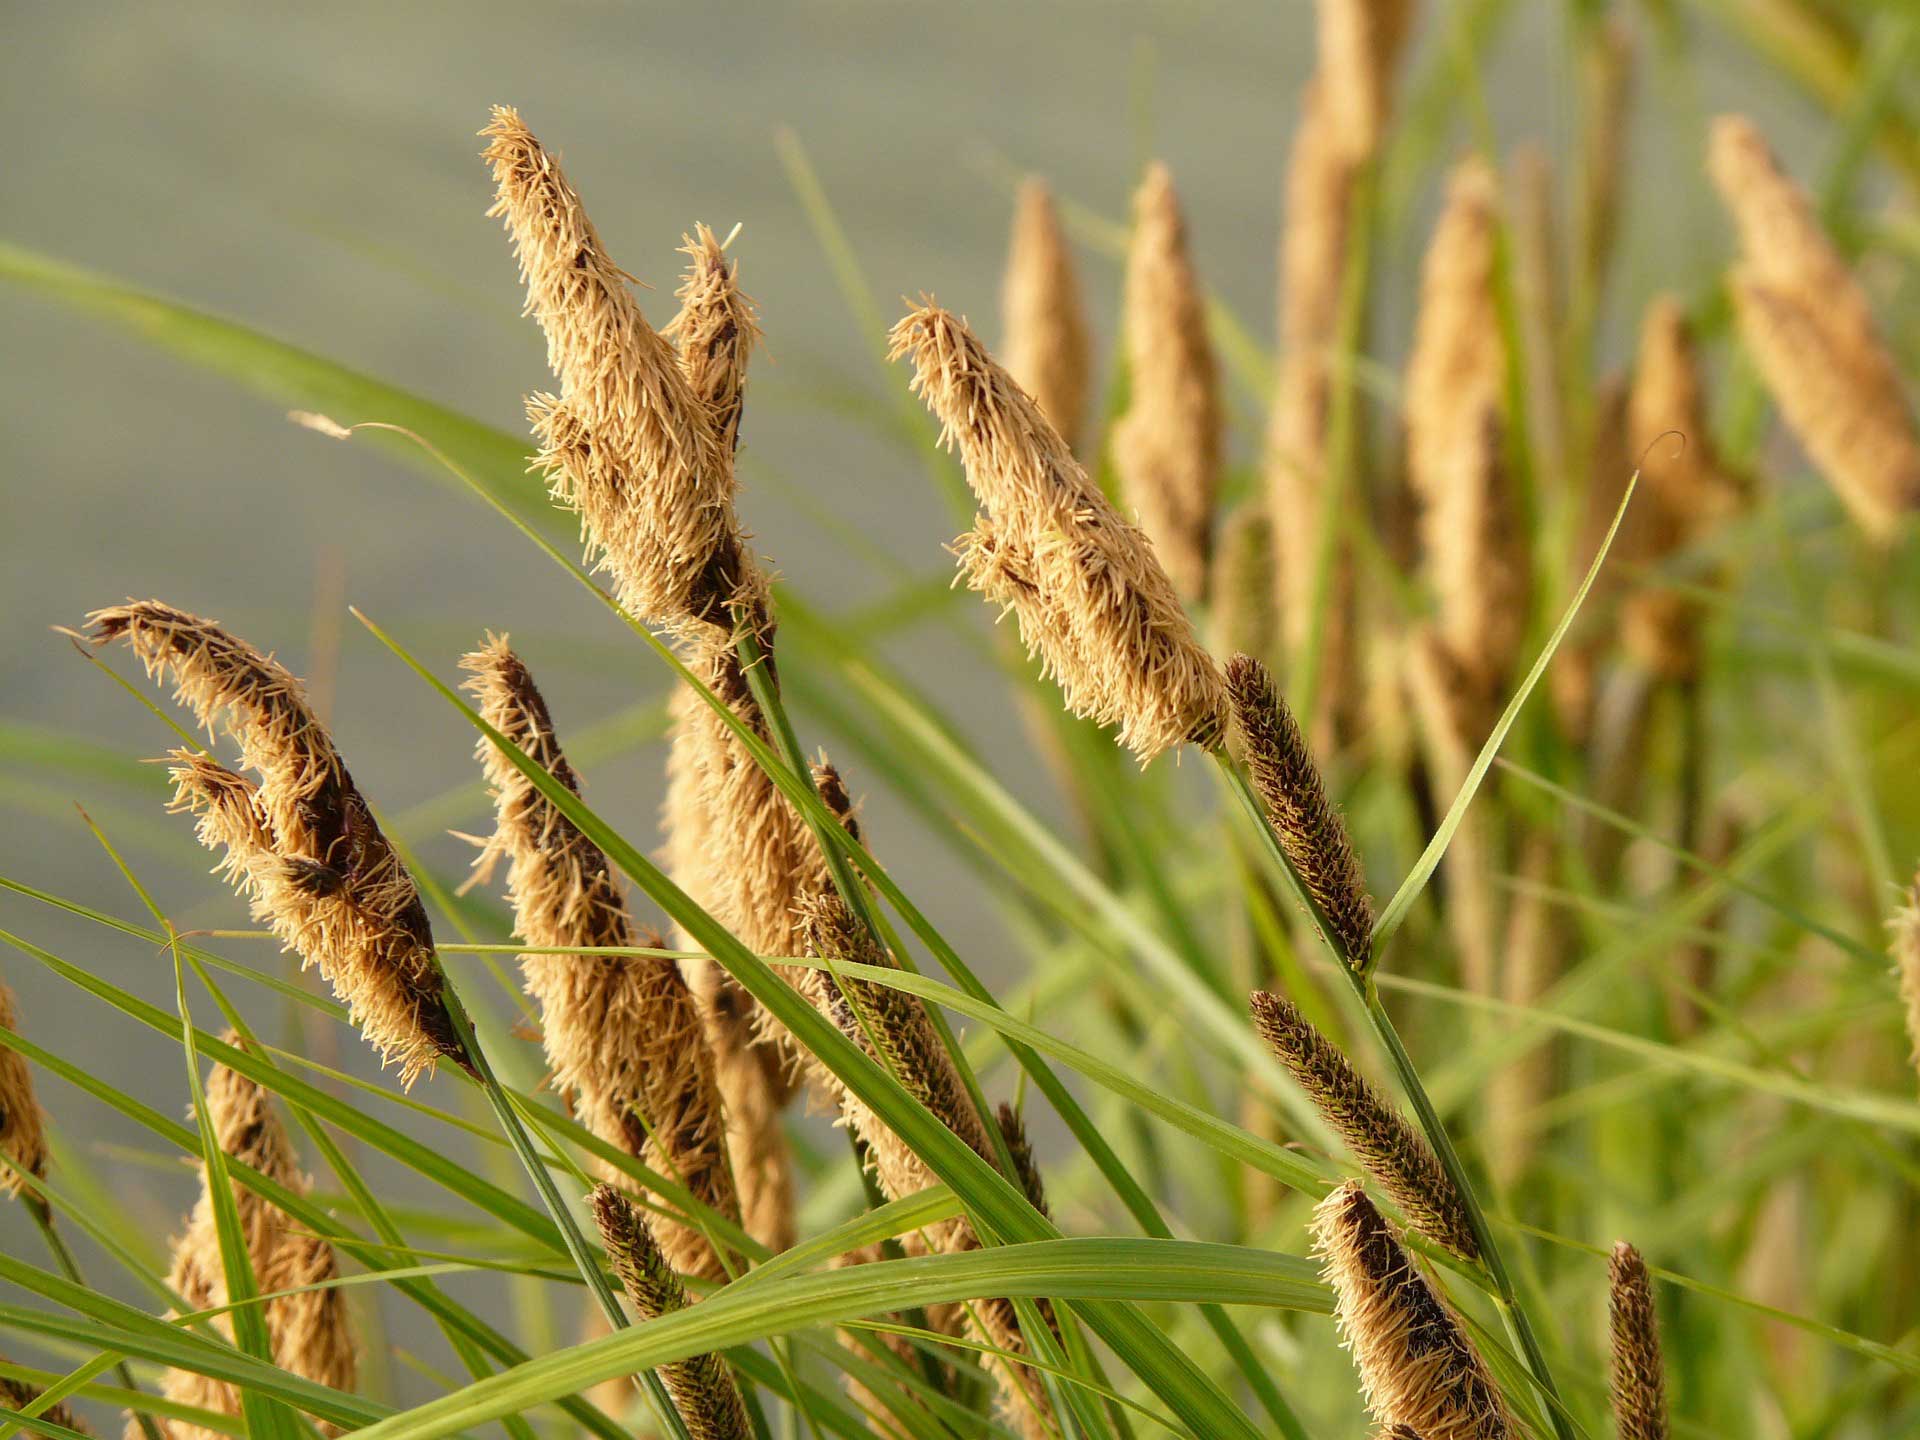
1001 178 1092 454
1228 657 1375 970
89 600 465 1086
1314 1181 1513 1440
589 1184 751 1440
484 107 742 633
1406 158 1530 712
146 1038 355 1440
1113 162 1221 602
1708 114 1920 544
1251 993 1475 1259
461 635 738 1280
0 983 48 1208
1608 1242 1668 1440
889 302 1227 762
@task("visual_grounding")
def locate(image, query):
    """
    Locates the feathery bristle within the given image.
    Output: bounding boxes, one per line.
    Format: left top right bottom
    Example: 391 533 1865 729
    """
664 224 761 458
1 1365 89 1439
1227 656 1374 971
1250 992 1475 1259
484 107 747 632
797 891 1054 1438
889 302 1227 761
461 636 738 1279
1001 178 1092 453
89 600 465 1086
1405 159 1530 706
1210 500 1280 668
1607 1242 1668 1440
1113 162 1221 602
1621 296 1742 681
588 1185 751 1440
153 1037 355 1440
0 983 49 1208
1893 872 1920 1089
1312 1181 1513 1439
1708 114 1920 544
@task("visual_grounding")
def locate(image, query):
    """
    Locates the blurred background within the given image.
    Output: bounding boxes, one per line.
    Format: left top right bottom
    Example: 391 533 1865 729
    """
0 0 1864 1406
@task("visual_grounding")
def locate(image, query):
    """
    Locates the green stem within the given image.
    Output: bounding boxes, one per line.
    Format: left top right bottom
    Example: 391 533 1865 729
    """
28 1204 164 1440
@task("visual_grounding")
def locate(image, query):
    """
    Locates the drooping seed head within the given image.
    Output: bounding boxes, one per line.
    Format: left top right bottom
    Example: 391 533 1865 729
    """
1608 1242 1668 1440
889 302 1227 761
1227 657 1374 971
1312 1181 1513 1439
1113 162 1221 602
1251 992 1475 1259
0 983 49 1208
1001 178 1092 454
90 600 465 1086
462 635 738 1279
1708 114 1920 544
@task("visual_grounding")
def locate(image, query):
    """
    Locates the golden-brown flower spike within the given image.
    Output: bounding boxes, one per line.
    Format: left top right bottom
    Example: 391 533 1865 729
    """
797 892 1054 1439
1 1364 88 1439
1608 1242 1668 1440
1405 159 1529 709
665 224 760 458
889 302 1228 762
1227 657 1374 971
1113 162 1221 602
461 635 738 1280
589 1184 751 1440
90 600 466 1086
1893 872 1920 1089
1251 992 1475 1260
484 107 741 631
1708 114 1920 544
0 983 49 1211
151 1037 355 1440
1313 1181 1514 1440
1001 178 1092 454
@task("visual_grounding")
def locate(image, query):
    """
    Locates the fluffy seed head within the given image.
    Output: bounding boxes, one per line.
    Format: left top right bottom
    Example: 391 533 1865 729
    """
1312 0 1414 160
1405 159 1530 700
1113 162 1221 602
1228 657 1374 970
462 636 738 1279
1251 992 1475 1259
0 984 49 1207
1708 114 1920 544
664 224 760 458
1001 178 1092 453
1608 1242 1668 1440
90 600 464 1085
484 106 744 630
589 1184 751 1440
889 302 1228 761
154 1037 355 1440
1313 1181 1513 1439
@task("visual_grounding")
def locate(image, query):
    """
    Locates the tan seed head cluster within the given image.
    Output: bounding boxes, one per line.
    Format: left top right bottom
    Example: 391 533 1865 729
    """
1892 871 1920 1089
889 302 1227 762
1313 1181 1513 1440
147 1038 355 1440
1001 178 1092 454
1406 159 1530 713
0 983 49 1209
1113 162 1221 602
461 635 738 1280
1211 501 1281 668
1251 992 1475 1259
1708 114 1920 544
1607 1242 1668 1440
90 601 465 1086
588 1184 751 1440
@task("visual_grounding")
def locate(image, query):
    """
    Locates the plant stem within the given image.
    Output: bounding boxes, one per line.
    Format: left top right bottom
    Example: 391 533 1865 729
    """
28 1203 165 1440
